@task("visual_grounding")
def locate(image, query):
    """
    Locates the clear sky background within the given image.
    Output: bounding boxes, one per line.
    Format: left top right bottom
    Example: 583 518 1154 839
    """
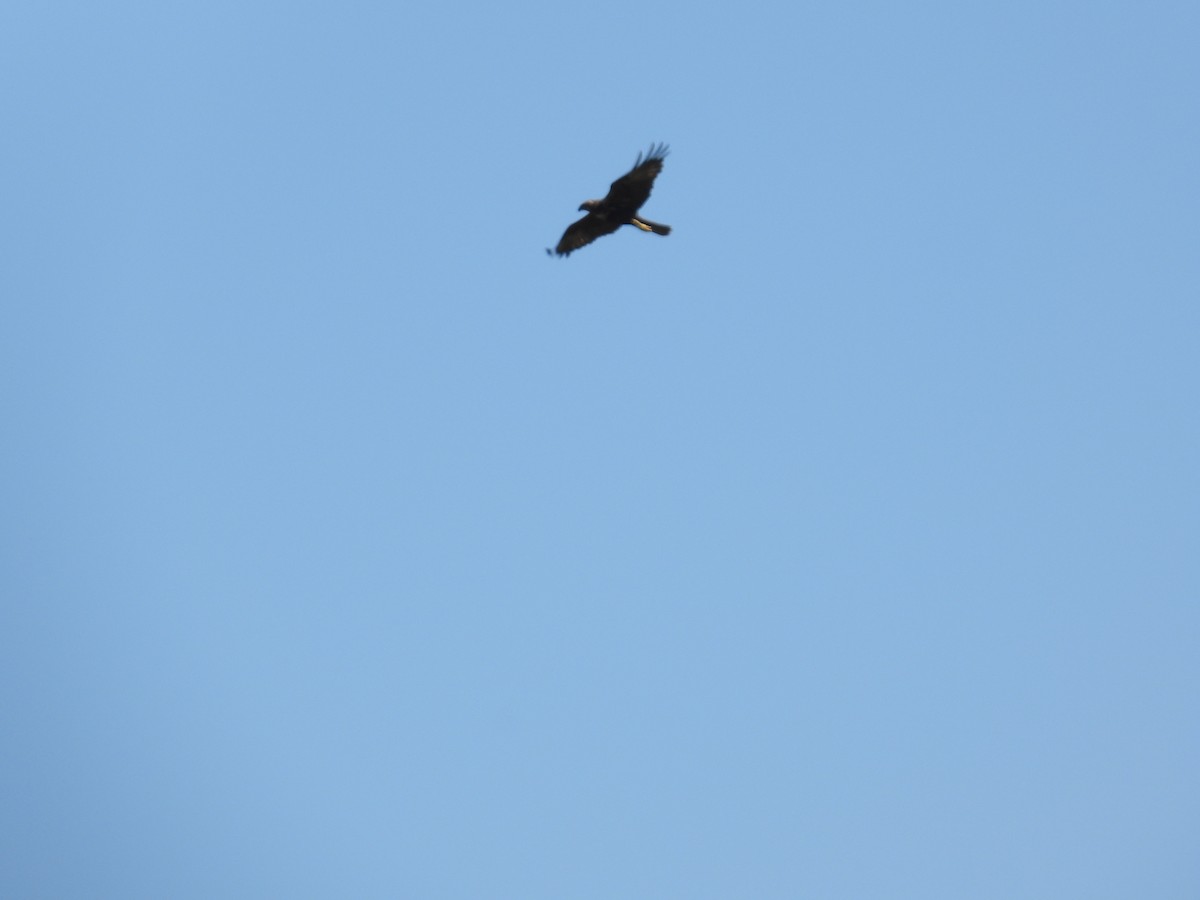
2 2 1197 897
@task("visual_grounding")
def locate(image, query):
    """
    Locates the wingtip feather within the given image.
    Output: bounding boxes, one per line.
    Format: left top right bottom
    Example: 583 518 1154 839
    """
631 142 669 170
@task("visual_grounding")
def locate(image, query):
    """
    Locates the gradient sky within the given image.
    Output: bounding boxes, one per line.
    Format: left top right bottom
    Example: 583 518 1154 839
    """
2 2 1198 897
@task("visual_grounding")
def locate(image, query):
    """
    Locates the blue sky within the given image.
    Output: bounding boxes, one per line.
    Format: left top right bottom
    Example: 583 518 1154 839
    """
2 1 1198 897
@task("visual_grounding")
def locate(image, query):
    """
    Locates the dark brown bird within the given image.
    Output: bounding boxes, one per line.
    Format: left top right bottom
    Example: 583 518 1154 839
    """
547 143 672 257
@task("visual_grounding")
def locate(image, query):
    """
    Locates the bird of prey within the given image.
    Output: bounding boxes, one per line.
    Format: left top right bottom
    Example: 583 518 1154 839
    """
547 143 672 257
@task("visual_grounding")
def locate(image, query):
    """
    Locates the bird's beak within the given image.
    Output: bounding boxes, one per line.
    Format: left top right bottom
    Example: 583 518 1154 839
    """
578 203 587 212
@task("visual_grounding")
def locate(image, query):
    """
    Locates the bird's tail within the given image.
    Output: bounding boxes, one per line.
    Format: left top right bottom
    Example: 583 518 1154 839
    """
631 217 671 236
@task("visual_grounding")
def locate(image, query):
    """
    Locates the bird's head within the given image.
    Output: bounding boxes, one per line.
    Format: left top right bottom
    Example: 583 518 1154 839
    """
578 200 599 212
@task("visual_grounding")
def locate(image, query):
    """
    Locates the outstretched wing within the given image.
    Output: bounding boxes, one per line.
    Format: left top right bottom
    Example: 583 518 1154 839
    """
602 143 669 216
552 212 621 257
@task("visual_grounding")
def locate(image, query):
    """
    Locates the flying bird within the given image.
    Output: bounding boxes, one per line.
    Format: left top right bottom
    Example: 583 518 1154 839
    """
547 143 672 257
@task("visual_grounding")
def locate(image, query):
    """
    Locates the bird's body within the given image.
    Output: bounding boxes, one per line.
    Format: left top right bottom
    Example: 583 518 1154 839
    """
548 144 672 257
